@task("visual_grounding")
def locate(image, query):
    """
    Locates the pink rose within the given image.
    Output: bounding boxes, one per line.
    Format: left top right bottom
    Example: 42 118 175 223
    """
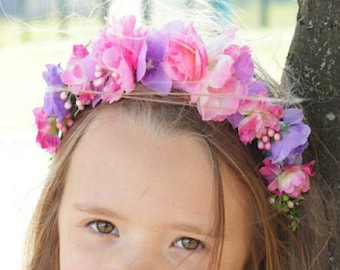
197 78 245 121
195 30 253 122
163 23 208 93
259 159 314 198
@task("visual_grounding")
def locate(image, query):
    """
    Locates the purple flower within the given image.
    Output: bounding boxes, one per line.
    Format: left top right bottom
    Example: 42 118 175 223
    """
42 64 69 122
232 45 254 83
43 91 69 122
137 29 172 94
227 112 243 128
43 64 63 86
246 80 267 97
269 108 311 164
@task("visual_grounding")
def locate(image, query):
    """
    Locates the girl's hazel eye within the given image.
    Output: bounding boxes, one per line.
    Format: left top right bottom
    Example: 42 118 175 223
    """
89 220 119 235
173 237 204 251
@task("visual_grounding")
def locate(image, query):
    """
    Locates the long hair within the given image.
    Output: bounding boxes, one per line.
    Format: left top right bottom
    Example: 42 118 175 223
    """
25 88 331 269
25 1 333 268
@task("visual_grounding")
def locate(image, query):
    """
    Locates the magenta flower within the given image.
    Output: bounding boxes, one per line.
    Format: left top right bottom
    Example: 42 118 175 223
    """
259 159 314 198
91 15 147 102
238 99 283 143
33 107 60 154
163 22 209 93
269 108 311 164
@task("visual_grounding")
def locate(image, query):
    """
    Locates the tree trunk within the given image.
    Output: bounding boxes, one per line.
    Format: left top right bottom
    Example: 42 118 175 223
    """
282 0 340 268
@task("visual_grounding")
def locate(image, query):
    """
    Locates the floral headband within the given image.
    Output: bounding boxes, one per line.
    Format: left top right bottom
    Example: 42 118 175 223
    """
33 15 314 230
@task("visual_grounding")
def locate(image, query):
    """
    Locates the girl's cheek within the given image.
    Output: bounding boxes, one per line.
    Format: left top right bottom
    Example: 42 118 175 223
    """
59 235 114 270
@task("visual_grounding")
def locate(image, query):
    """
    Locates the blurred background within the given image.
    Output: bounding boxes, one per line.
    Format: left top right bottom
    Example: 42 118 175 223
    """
0 0 298 268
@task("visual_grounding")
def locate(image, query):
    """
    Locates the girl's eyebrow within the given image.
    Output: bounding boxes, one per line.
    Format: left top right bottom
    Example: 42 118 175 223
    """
72 203 212 236
72 203 128 221
168 222 213 237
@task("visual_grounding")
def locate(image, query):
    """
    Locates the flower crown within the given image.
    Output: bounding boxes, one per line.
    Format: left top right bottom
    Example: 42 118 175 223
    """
33 15 314 230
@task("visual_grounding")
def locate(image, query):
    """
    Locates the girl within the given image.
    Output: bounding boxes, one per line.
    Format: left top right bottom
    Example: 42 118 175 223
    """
27 10 333 270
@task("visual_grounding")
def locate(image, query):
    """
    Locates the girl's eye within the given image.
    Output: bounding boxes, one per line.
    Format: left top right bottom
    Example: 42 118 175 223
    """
89 220 119 236
173 237 205 251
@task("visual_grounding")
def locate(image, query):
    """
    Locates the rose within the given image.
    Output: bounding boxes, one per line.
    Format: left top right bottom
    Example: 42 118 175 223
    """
163 23 208 93
197 77 245 121
259 159 314 198
195 30 254 122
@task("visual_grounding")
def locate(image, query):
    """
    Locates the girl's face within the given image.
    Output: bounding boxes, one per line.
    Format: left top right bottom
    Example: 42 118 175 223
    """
58 112 250 269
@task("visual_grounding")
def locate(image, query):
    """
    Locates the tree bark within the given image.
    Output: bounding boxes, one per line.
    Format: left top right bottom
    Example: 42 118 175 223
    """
282 0 340 268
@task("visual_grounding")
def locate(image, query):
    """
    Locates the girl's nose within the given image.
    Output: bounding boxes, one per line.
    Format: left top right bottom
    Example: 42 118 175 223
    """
109 237 168 270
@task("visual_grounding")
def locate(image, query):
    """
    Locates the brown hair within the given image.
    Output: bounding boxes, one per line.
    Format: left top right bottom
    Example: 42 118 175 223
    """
25 91 332 269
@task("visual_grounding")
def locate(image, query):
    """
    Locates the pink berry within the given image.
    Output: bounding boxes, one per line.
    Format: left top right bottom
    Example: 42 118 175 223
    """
76 100 83 107
274 133 281 141
67 119 74 127
64 101 72 110
262 135 269 143
264 142 272 151
94 77 105 87
60 92 68 100
258 141 265 150
267 129 275 137
95 71 103 78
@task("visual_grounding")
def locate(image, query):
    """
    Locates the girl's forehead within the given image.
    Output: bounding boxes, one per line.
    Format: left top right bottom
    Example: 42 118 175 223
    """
64 112 217 228
59 111 251 267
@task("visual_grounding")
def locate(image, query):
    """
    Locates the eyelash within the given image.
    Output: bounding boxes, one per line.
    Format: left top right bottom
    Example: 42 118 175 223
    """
88 220 120 237
173 237 205 251
86 220 206 251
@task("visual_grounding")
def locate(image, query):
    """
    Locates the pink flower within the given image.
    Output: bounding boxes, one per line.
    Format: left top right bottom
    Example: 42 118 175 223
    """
195 29 252 122
259 159 314 198
225 45 254 83
163 23 208 93
197 77 245 121
33 107 60 154
91 15 147 102
206 28 253 87
238 100 283 143
61 44 96 96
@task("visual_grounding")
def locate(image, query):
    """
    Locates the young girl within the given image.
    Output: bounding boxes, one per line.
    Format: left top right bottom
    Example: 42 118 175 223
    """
27 10 332 270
